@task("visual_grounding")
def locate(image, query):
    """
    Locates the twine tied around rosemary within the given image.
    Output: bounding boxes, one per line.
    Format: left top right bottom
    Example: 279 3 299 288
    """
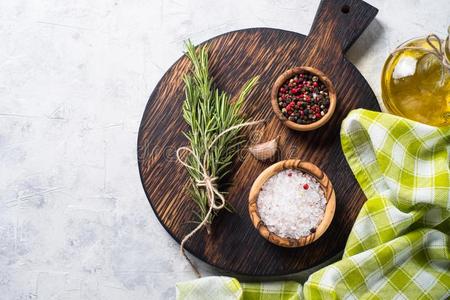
392 33 450 70
176 120 264 277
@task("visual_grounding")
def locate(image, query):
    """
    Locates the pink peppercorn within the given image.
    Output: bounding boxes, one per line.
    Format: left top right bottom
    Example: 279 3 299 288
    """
277 72 330 125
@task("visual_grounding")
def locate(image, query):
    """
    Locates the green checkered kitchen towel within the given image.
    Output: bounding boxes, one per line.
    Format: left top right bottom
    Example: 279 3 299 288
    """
176 109 450 300
176 277 302 300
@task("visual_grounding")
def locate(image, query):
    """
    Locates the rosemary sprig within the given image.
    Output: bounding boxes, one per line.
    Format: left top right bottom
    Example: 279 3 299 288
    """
181 40 259 233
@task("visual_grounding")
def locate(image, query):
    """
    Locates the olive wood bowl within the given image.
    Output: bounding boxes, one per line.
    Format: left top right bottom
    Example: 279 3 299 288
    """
248 159 336 248
271 66 336 131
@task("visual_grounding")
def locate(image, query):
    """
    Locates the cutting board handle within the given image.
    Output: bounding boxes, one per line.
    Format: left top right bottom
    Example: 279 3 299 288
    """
307 0 378 53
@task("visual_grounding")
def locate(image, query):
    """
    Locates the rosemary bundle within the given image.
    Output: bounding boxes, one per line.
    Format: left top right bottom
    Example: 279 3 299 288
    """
180 41 260 234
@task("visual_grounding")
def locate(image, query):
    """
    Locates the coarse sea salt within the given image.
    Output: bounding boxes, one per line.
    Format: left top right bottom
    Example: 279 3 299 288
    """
257 169 326 239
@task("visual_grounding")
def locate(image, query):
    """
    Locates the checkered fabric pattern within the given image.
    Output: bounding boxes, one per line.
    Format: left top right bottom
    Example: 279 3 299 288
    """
176 109 450 300
304 109 450 299
176 277 302 300
176 277 243 300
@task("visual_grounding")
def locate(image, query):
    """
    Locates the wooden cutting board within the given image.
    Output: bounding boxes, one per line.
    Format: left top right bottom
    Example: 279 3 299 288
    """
138 0 379 276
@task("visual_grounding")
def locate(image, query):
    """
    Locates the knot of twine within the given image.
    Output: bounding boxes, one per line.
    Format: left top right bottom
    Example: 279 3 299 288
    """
176 120 264 277
392 33 450 69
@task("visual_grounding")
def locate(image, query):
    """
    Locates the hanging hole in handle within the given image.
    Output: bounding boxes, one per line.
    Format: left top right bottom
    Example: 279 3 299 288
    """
341 5 350 14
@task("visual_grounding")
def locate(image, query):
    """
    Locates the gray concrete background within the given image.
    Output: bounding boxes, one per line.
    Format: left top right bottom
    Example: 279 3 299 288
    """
1 0 449 299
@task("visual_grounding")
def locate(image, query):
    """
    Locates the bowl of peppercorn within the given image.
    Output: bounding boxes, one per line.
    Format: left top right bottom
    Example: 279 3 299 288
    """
271 66 336 131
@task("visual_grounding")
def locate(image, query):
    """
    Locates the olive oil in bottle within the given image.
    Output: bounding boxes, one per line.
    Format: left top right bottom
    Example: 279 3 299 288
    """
381 30 450 126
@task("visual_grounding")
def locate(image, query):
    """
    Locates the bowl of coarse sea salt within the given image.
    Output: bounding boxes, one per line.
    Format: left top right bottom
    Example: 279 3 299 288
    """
248 159 336 248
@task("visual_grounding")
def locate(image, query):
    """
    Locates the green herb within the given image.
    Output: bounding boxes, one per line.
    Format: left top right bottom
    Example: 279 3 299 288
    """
181 40 259 233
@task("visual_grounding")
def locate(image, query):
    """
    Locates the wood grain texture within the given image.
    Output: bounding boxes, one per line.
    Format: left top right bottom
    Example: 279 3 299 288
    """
138 0 379 275
248 160 336 248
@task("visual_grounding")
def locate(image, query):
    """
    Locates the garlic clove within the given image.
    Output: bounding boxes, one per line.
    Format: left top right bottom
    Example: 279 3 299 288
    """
248 136 279 161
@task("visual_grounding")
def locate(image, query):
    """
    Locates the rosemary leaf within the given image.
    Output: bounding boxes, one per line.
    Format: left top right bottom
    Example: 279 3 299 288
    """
181 40 259 228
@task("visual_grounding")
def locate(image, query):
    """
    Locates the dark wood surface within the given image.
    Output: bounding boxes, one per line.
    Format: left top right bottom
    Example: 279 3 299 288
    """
138 0 379 276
